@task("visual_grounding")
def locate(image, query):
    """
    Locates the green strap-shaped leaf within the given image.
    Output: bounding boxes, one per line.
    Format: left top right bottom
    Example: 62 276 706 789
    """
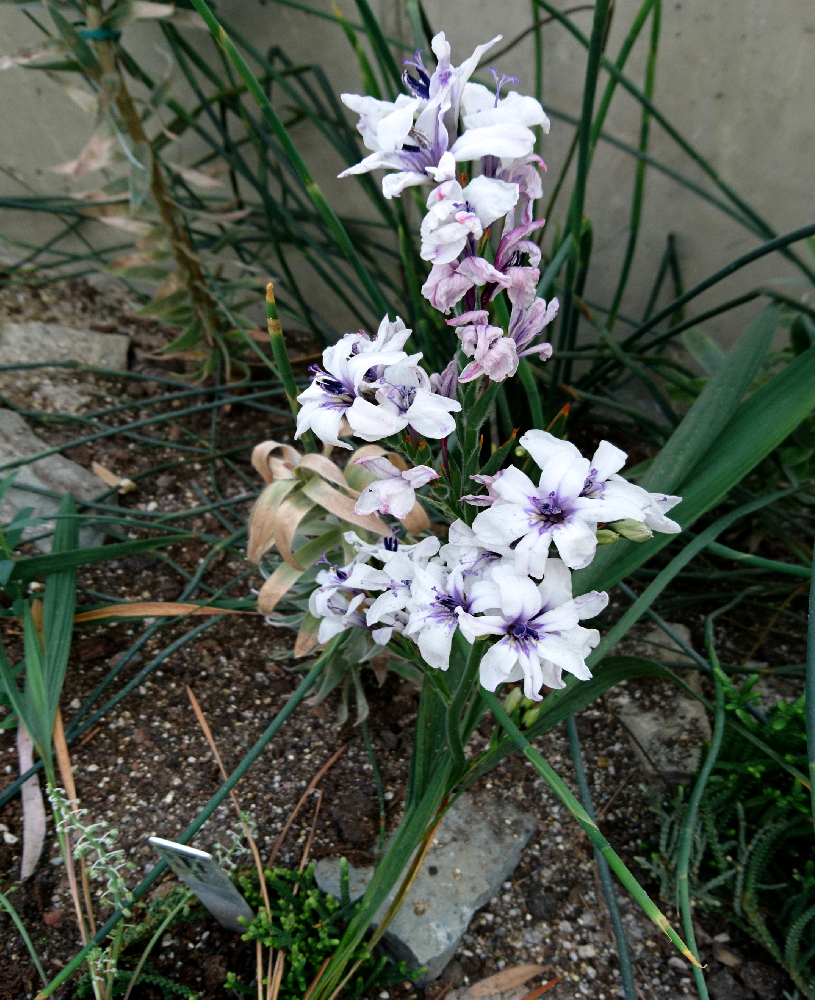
42 495 77 727
641 305 778 494
8 534 191 585
579 340 815 593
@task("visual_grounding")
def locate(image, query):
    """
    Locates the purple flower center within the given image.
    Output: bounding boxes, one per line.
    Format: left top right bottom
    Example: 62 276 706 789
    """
512 622 539 641
309 365 352 400
531 491 566 524
402 53 431 100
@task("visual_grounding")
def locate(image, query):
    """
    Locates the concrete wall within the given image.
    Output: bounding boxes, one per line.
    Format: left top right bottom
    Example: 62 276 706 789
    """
1 1 812 345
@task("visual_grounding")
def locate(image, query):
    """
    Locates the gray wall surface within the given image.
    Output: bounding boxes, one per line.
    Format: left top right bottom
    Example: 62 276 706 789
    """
1 1 812 345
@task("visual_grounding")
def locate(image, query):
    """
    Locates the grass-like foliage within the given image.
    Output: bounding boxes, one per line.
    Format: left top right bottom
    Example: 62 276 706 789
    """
644 684 815 997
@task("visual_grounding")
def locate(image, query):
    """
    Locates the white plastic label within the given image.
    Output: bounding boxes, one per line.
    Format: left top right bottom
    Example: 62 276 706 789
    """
148 837 255 932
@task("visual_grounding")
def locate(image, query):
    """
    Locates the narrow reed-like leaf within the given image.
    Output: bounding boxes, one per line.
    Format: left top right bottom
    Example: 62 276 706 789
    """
578 341 815 593
9 534 191 585
483 689 701 967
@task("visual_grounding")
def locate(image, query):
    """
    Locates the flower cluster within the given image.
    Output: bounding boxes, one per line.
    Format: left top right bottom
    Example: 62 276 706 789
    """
308 524 607 701
340 31 557 379
295 315 461 448
259 31 684 705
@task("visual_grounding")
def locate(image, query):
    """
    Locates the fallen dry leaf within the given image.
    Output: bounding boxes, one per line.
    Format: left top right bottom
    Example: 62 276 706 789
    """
74 602 251 623
465 965 547 1000
51 134 115 182
91 461 137 495
18 725 46 881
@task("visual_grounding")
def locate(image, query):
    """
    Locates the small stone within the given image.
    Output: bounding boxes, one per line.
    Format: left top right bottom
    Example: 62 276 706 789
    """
43 909 63 927
86 764 99 773
3 831 18 844
668 956 688 971
0 321 129 414
713 932 730 943
611 678 710 785
526 890 557 923
713 944 742 967
576 944 596 959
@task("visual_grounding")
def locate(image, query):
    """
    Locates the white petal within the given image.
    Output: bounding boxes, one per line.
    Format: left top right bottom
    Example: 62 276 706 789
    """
402 464 439 488
491 564 542 621
451 123 536 162
354 484 384 515
404 388 460 439
417 619 458 670
591 440 628 481
551 517 598 570
472 503 532 547
512 528 553 578
376 97 421 150
519 429 580 471
375 477 417 519
537 557 573 609
462 175 520 227
492 465 538 505
382 170 430 198
573 590 609 620
478 639 517 691
346 397 407 440
456 609 505 642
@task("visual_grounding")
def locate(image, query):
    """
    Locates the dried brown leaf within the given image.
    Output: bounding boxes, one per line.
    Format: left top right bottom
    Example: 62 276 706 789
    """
465 965 547 1000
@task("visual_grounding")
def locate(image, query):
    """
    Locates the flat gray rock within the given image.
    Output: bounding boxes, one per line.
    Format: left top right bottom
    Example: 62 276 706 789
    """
315 790 537 982
0 320 129 370
611 673 710 786
0 409 111 551
0 320 130 414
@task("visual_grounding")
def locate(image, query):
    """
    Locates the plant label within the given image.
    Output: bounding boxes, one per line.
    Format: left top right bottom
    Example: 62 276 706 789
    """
148 836 254 932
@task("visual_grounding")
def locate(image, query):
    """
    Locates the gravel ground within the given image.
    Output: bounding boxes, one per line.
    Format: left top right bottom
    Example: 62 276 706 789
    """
0 278 806 1000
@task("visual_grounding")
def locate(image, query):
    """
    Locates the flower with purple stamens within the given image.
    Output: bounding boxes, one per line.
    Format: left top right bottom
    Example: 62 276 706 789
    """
455 561 607 699
470 447 648 575
519 430 683 533
295 329 408 449
405 562 475 670
347 356 461 441
338 32 539 199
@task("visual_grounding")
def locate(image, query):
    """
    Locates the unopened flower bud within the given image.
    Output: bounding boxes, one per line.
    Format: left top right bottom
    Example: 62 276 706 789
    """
503 687 524 715
429 358 458 399
596 528 620 546
609 519 653 542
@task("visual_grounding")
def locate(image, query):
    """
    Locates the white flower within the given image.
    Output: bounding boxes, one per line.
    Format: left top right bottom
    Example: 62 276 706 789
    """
404 561 475 670
420 175 519 264
456 561 607 700
470 444 649 575
353 456 439 519
519 430 682 533
310 589 370 644
348 356 462 441
337 33 542 200
460 81 550 133
295 332 407 449
362 538 440 628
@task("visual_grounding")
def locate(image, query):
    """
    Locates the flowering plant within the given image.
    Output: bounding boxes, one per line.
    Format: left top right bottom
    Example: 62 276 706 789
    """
245 29 697 996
